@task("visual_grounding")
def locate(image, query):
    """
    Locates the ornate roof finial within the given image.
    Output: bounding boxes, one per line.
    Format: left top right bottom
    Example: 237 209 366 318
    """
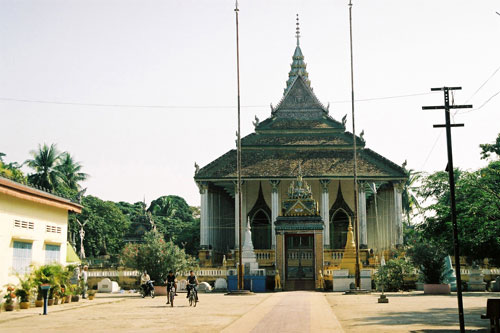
295 14 300 46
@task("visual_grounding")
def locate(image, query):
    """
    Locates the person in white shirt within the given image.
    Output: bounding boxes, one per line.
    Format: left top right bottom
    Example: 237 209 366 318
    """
81 265 88 299
140 271 151 295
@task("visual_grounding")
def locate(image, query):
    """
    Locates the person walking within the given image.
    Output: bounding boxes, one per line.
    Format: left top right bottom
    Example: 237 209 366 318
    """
81 265 89 299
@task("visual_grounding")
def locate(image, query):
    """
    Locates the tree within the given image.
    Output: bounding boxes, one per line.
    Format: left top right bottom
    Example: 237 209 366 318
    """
56 153 88 190
116 201 151 242
417 163 500 266
25 143 62 191
0 153 26 183
147 195 200 255
407 241 447 284
401 166 421 226
480 132 500 160
121 230 197 283
373 258 415 291
69 196 130 258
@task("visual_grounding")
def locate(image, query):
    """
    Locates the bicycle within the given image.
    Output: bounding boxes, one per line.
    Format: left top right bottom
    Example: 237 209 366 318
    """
188 284 197 307
167 281 175 307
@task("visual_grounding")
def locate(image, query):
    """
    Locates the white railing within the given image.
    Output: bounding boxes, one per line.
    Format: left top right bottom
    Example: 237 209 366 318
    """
256 251 272 260
287 250 313 260
89 270 140 278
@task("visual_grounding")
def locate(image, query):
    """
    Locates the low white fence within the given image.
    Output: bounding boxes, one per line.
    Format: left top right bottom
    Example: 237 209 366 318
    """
89 270 140 278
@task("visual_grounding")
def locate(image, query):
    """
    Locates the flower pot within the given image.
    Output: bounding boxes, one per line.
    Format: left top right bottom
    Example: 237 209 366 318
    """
153 286 167 296
65 296 71 303
88 295 95 300
4 303 14 311
71 295 80 302
20 302 30 309
48 299 54 306
35 299 44 307
423 283 450 294
54 298 59 305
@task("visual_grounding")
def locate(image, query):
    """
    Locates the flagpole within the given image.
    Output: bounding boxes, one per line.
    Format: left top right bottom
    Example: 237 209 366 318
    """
234 0 244 291
348 0 361 289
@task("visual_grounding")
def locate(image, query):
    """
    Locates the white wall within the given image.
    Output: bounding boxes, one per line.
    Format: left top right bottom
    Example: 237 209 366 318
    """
0 192 68 287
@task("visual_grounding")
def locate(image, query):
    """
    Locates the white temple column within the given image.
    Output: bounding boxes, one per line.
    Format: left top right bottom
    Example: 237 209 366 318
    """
234 184 240 248
270 180 280 248
393 183 404 246
197 182 209 248
358 182 368 248
319 179 331 248
234 180 246 248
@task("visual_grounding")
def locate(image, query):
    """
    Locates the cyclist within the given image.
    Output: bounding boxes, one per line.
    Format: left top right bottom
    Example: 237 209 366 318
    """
186 270 199 302
140 271 151 296
165 271 178 304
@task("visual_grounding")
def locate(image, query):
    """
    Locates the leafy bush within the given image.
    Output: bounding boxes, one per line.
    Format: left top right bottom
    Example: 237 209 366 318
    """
407 241 447 284
374 258 415 291
121 230 197 284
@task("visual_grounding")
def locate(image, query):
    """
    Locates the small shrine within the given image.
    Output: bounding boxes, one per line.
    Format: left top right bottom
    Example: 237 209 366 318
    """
275 170 324 290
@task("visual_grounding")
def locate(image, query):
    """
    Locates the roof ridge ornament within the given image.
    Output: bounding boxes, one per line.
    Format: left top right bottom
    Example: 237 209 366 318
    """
296 13 300 46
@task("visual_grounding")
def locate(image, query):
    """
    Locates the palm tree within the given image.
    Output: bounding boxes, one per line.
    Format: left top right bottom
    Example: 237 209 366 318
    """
401 163 421 226
56 153 88 190
25 143 62 191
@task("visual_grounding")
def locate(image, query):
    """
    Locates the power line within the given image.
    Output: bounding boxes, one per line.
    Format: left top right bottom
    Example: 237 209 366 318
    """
0 91 436 109
464 64 500 104
457 88 500 114
421 64 500 168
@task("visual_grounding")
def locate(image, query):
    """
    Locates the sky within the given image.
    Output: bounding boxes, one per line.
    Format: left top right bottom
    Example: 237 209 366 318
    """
1 0 499 207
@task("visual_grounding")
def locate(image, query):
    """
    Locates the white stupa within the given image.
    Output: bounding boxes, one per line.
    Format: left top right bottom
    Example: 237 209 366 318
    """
241 217 259 272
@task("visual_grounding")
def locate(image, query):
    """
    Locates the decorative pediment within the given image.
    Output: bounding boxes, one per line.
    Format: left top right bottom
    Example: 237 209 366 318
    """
274 76 326 119
282 169 319 217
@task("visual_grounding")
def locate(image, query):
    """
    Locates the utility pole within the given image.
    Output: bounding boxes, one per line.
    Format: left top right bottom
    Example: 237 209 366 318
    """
234 0 244 291
422 86 472 333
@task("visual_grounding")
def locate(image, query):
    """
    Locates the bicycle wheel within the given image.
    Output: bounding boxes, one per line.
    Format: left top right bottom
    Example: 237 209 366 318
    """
151 289 155 298
189 296 193 307
170 292 174 307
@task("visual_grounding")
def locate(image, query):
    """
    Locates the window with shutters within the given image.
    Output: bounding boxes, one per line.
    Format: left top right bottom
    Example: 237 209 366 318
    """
45 244 61 264
12 241 32 275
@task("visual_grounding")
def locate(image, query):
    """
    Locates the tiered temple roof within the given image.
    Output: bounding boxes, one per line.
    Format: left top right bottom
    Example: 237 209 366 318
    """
195 24 406 183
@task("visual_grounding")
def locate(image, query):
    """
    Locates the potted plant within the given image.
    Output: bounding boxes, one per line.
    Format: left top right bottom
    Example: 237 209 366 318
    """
71 284 81 302
407 241 449 294
15 273 34 309
59 264 75 304
3 285 16 311
87 289 96 300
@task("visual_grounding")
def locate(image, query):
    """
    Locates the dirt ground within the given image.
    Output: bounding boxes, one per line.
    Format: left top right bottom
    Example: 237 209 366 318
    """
0 291 496 332
325 291 497 332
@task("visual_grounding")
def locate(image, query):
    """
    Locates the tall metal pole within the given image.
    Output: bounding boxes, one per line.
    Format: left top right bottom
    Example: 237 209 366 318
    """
348 0 361 289
234 0 244 291
423 86 471 333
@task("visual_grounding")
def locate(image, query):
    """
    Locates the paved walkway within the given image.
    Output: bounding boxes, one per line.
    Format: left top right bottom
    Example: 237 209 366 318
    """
221 291 344 332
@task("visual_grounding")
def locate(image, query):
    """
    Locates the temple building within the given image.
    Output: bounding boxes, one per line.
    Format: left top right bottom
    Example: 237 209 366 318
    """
194 23 407 290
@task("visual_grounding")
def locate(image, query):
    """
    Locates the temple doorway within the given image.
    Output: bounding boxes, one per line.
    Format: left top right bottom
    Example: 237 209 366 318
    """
285 234 315 290
331 210 350 249
251 210 271 249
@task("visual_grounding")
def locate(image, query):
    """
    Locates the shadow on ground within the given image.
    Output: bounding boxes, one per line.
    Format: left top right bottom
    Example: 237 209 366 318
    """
381 292 500 298
351 306 489 331
410 329 489 333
